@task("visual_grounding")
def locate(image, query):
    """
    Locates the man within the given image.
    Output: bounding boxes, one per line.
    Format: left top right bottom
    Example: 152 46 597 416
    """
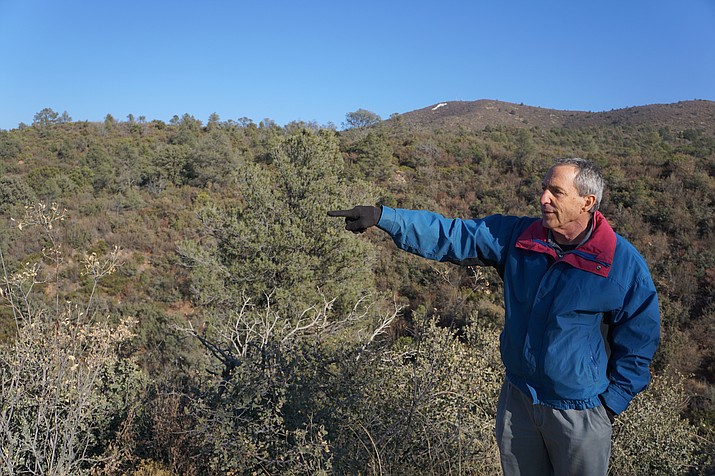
328 158 660 476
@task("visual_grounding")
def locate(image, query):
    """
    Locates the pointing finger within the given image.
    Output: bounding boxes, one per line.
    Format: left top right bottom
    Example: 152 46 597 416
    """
327 209 359 218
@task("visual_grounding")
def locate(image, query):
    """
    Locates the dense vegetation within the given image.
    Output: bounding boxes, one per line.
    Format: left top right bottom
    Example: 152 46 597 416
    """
0 105 713 474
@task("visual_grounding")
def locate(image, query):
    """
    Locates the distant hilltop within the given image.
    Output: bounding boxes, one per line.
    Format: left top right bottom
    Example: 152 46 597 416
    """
393 99 715 134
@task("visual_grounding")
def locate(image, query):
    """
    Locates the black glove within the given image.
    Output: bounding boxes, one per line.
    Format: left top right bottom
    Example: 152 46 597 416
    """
599 395 617 424
604 405 617 424
328 206 382 233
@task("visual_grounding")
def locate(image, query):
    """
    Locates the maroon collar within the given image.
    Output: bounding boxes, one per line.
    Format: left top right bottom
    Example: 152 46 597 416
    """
515 211 616 277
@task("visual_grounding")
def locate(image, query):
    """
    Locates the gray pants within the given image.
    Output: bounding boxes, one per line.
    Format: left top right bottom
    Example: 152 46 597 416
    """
495 380 612 476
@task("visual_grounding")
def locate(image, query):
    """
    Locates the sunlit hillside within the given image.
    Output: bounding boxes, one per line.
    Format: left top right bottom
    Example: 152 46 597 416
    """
1 102 713 474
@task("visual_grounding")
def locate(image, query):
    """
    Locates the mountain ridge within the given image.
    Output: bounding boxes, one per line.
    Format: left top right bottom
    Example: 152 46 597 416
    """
393 99 715 134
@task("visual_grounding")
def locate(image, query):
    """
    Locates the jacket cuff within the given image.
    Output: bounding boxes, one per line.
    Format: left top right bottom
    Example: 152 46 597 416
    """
600 383 632 415
377 206 397 234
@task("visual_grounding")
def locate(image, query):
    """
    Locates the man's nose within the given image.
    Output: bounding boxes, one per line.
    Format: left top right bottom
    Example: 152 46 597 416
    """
540 190 551 205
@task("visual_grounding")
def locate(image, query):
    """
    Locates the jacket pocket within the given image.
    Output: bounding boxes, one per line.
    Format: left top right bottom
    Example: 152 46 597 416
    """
589 353 599 382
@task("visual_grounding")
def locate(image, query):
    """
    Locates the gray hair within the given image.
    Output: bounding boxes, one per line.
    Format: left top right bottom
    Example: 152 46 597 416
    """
552 158 605 212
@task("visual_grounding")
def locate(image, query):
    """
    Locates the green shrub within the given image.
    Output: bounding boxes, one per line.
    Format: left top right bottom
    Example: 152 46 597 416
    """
610 371 709 475
0 176 37 213
329 311 503 475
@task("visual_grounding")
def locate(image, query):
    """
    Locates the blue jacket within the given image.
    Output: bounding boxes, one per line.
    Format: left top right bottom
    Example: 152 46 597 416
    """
378 206 660 414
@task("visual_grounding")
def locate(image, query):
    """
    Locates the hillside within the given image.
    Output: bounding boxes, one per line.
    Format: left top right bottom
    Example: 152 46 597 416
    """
0 105 713 474
395 99 715 134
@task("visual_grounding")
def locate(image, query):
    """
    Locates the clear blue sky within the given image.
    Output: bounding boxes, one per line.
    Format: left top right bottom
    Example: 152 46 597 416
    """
1 0 714 130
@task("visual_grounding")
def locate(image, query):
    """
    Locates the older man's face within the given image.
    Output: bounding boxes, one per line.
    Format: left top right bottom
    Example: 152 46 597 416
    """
540 165 593 239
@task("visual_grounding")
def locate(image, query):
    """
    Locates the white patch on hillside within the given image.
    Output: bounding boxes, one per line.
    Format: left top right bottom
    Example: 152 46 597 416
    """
432 103 447 111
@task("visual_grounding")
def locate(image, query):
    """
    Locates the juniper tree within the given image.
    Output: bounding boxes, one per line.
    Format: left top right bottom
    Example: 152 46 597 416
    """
180 127 378 321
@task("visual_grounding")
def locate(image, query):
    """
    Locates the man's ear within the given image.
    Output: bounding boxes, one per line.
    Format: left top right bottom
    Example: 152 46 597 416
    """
582 194 597 213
